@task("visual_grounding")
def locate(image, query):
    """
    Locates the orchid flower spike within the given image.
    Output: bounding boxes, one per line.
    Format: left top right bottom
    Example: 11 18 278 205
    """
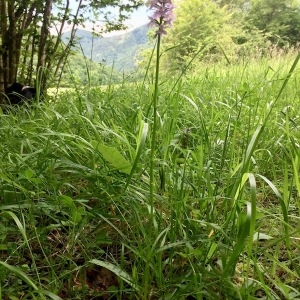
148 0 175 36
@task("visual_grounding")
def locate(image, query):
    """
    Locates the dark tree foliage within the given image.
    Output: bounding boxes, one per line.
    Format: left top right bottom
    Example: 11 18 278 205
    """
245 0 300 47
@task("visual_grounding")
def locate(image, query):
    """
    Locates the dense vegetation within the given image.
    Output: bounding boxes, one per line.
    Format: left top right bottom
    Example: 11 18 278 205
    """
155 0 300 71
1 49 300 299
1 0 300 299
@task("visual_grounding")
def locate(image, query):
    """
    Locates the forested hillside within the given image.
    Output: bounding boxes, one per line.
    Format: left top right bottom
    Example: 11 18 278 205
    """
62 24 149 71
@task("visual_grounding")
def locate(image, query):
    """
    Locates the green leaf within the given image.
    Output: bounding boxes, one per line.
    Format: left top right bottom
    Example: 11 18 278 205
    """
253 232 273 242
95 143 132 175
89 259 140 292
59 195 76 209
0 244 7 250
0 261 38 290
38 290 63 300
24 169 34 179
223 200 251 277
124 120 148 191
1 211 26 240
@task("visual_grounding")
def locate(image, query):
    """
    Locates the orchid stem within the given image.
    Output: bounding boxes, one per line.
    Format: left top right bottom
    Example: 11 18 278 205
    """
150 32 161 231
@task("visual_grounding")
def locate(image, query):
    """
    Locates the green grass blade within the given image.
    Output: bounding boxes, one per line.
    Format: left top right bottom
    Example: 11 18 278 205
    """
0 261 38 290
124 120 149 191
89 259 141 293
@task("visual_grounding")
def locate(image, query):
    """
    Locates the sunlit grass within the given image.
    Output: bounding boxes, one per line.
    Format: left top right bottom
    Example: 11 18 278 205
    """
0 53 300 299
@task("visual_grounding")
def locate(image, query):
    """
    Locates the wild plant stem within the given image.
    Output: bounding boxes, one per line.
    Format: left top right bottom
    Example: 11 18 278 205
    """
143 33 161 299
149 33 161 229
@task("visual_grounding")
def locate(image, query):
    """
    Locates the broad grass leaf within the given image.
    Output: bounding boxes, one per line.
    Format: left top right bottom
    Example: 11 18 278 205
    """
125 120 148 191
94 143 132 175
59 195 76 209
1 211 26 239
0 261 38 290
24 169 42 184
223 202 251 277
180 94 199 112
24 169 34 179
89 259 140 292
253 232 273 242
38 290 63 300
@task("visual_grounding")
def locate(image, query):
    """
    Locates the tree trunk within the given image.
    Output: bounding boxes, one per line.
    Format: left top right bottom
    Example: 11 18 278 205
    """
0 52 5 105
0 0 8 95
52 0 82 83
37 0 52 92
0 0 5 105
7 1 18 84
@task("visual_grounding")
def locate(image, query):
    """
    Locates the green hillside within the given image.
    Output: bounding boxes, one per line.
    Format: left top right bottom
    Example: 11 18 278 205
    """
62 24 150 71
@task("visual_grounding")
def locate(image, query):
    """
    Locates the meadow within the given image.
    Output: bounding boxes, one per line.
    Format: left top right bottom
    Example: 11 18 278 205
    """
0 52 300 299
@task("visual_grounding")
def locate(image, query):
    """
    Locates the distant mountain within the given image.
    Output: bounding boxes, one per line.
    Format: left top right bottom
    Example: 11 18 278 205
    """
62 24 150 71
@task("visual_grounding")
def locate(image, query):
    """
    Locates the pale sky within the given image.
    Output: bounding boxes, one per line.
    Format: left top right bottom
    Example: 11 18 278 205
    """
125 4 149 28
51 1 149 35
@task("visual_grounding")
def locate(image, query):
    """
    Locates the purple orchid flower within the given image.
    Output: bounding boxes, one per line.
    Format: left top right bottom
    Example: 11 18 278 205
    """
148 0 175 36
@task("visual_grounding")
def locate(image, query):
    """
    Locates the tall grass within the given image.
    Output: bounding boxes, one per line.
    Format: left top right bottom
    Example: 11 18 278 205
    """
0 53 300 299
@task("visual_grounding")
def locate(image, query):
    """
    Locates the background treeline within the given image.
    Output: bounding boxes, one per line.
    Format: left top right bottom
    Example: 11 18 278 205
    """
139 0 300 72
58 0 300 86
1 0 299 95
